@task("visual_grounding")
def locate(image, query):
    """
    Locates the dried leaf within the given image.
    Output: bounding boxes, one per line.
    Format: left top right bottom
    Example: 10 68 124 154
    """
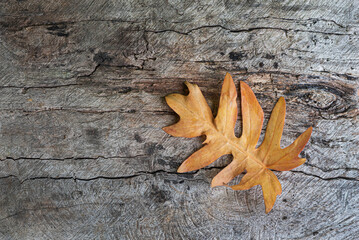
163 73 312 213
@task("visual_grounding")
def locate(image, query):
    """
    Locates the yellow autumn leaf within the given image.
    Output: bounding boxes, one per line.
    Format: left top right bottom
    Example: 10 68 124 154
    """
163 73 312 213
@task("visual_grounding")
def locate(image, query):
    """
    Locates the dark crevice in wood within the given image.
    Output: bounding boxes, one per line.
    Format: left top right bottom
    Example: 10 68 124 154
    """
0 169 203 184
5 19 143 32
290 170 358 182
0 166 224 184
0 83 82 90
0 70 356 89
0 108 174 115
76 63 101 79
145 25 352 36
1 166 357 184
0 155 147 162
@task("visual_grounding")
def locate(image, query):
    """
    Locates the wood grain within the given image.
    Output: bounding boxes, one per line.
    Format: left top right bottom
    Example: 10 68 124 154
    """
0 0 358 239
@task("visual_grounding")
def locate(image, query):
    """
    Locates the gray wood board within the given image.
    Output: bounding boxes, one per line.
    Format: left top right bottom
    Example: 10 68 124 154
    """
0 1 358 239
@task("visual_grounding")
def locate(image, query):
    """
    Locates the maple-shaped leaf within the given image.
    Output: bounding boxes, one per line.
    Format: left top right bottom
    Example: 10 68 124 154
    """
163 73 312 213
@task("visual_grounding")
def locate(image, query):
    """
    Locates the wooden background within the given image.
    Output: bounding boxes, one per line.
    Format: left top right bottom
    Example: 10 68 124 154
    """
0 1 358 239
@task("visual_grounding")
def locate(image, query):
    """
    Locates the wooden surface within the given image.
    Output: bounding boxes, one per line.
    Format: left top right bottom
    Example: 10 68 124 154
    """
0 1 358 239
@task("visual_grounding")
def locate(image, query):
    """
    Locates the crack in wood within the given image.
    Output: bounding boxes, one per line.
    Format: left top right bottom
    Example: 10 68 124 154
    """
145 25 352 36
0 169 202 184
290 170 359 182
1 167 357 184
0 155 147 161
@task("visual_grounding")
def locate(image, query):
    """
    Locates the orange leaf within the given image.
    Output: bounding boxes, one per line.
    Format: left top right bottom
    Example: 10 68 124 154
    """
163 73 312 213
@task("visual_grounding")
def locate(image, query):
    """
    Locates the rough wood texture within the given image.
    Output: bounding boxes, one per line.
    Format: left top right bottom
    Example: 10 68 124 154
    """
0 1 358 239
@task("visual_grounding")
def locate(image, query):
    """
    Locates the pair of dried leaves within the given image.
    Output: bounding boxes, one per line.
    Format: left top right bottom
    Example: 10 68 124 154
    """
163 73 312 213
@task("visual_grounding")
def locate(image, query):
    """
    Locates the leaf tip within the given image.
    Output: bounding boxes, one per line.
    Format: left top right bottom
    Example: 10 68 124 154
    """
211 179 223 188
225 72 231 77
177 162 189 173
299 158 306 165
164 93 178 106
222 72 236 97
303 126 313 140
265 207 272 214
307 126 313 133
177 166 186 173
264 195 279 214
278 96 286 104
239 80 248 88
162 126 172 135
164 94 170 102
184 81 198 91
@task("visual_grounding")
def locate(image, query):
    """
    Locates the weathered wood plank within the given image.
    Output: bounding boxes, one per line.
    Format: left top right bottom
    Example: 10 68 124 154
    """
0 0 358 239
0 172 358 239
